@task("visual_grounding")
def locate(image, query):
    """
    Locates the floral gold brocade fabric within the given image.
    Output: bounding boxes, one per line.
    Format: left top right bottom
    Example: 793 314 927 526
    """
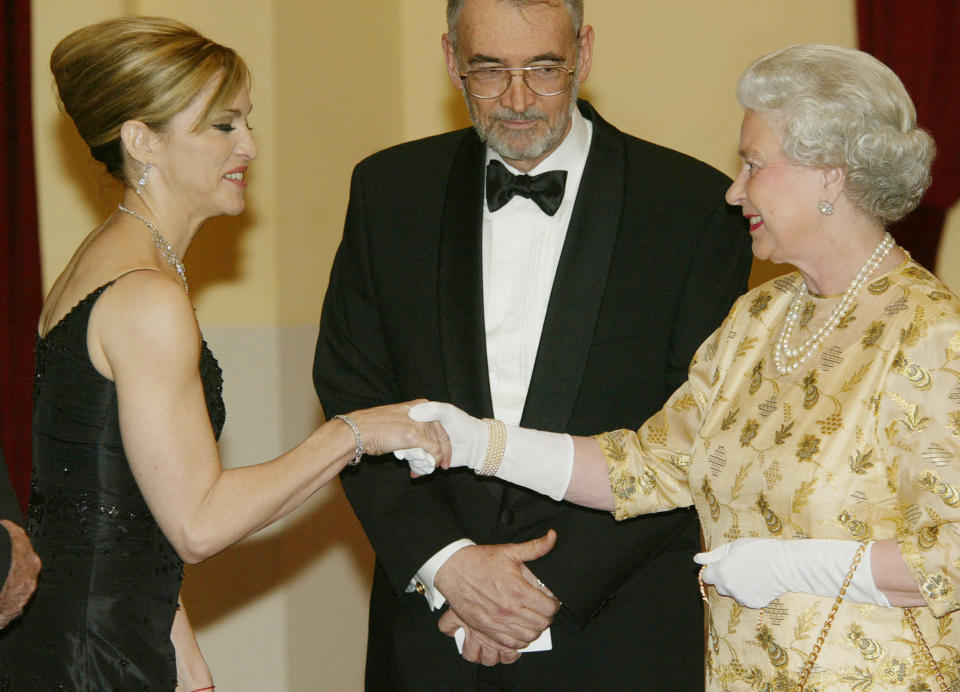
597 259 960 690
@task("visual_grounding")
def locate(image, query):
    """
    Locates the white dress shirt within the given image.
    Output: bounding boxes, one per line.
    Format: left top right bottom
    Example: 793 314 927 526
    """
408 109 593 610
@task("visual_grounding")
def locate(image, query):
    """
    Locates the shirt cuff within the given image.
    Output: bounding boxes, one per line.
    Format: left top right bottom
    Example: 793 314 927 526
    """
406 539 475 611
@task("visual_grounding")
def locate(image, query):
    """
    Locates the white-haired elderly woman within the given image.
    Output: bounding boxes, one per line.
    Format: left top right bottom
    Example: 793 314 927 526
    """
405 44 960 690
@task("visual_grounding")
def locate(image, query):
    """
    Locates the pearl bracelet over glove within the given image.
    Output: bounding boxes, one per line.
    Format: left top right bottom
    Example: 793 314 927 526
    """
399 402 574 501
694 537 891 609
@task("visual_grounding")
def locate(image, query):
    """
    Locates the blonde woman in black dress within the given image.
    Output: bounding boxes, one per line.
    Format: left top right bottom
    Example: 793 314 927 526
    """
0 17 447 691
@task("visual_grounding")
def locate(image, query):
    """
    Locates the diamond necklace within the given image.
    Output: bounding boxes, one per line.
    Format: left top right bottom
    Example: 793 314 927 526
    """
773 232 894 376
117 204 188 292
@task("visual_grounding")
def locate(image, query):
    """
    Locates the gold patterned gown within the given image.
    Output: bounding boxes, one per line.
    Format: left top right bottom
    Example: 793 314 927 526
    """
596 258 960 691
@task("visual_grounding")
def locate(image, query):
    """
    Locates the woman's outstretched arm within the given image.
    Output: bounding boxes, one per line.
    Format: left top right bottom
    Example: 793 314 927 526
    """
91 271 447 564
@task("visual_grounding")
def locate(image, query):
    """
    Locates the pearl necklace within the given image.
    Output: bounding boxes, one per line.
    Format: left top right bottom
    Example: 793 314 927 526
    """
773 232 894 376
117 204 188 292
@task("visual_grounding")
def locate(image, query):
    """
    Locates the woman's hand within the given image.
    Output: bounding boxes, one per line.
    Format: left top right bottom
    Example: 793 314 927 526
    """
391 402 487 476
347 400 451 465
407 401 488 471
695 538 891 608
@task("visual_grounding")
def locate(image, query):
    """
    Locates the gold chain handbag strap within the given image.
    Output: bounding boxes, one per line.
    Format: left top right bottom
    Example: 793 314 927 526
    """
795 543 867 691
904 607 950 692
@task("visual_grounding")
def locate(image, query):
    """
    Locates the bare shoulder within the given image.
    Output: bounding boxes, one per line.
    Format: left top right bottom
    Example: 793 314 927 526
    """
89 270 200 381
39 218 165 335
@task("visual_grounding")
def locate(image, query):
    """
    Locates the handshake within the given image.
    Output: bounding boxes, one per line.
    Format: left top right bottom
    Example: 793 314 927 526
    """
392 402 575 502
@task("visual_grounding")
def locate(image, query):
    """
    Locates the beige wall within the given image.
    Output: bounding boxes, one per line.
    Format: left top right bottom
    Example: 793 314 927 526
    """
30 1 960 689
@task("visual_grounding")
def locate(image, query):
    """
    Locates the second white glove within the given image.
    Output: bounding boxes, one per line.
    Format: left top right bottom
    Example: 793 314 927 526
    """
404 401 574 502
694 537 891 609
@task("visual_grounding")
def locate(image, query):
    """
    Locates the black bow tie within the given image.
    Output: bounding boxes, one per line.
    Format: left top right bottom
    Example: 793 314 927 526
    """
485 159 567 216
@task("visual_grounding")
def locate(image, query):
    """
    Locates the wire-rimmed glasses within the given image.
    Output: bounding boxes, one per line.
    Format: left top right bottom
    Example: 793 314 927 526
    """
459 65 575 99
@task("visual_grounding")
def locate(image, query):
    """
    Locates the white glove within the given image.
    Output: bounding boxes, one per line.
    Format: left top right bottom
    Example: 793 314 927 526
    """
392 447 437 476
694 538 890 609
403 401 574 502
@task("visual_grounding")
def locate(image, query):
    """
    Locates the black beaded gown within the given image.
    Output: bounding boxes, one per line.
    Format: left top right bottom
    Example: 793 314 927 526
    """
0 282 225 691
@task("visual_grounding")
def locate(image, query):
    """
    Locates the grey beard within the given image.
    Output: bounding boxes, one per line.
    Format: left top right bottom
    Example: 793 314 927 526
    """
465 80 580 163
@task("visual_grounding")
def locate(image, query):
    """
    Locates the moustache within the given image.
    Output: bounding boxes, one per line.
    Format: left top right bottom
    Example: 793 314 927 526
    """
487 107 550 124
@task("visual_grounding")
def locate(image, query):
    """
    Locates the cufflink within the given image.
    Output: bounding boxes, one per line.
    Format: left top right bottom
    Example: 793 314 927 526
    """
415 582 425 596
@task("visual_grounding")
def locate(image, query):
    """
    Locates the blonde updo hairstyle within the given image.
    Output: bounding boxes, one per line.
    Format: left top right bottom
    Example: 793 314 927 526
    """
50 16 249 185
736 44 934 226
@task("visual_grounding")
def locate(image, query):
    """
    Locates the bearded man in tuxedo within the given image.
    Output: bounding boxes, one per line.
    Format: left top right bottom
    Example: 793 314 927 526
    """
314 1 751 688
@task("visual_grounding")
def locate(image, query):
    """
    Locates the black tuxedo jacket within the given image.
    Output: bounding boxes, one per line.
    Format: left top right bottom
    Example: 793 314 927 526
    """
314 101 752 690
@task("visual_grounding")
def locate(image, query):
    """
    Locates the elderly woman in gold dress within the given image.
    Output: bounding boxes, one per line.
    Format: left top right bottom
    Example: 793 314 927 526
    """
407 44 959 690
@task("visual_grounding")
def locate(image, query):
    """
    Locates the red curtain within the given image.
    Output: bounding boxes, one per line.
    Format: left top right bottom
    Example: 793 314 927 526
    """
858 1 960 272
1 0 43 512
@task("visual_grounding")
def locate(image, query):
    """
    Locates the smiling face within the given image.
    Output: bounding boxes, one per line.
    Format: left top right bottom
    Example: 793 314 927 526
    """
443 0 593 172
725 109 827 266
152 82 258 222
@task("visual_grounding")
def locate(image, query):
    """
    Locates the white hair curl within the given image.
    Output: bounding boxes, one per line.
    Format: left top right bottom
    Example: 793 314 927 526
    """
737 44 934 225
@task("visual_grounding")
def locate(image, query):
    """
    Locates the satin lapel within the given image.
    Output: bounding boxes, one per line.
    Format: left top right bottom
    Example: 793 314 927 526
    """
520 104 624 432
438 131 495 419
